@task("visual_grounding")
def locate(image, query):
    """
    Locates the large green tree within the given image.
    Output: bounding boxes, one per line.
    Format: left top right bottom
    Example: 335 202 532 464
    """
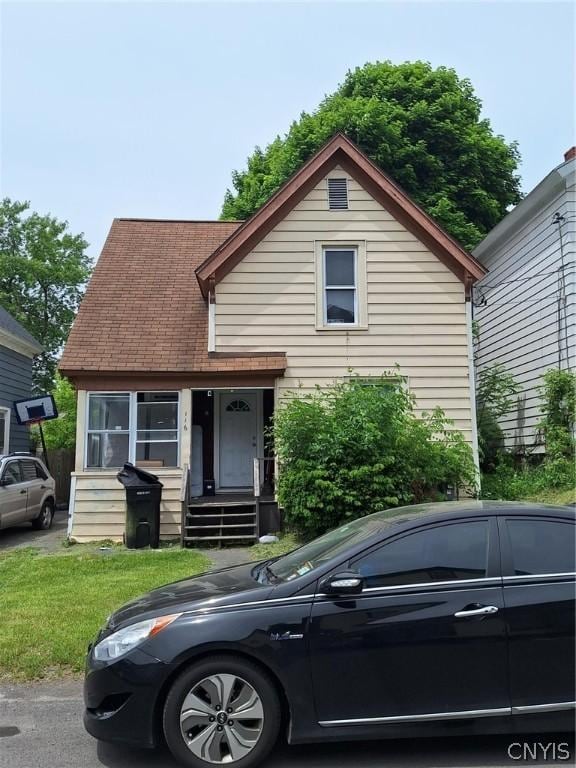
0 199 91 392
222 61 521 249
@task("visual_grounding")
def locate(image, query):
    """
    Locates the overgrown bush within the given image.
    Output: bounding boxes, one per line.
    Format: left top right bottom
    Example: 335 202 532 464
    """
481 458 574 501
538 369 575 459
273 377 477 539
476 364 519 470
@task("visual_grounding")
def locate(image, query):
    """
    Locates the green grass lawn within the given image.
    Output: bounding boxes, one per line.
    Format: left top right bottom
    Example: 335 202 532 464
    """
0 547 210 681
250 533 301 561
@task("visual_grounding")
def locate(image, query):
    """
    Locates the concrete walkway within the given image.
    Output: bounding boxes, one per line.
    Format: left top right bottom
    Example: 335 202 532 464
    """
206 546 253 570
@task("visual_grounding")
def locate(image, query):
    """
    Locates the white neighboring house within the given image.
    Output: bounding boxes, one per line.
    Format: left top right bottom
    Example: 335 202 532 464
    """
474 147 576 452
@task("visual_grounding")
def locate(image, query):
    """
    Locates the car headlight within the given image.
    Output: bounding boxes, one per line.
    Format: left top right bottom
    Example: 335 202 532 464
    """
93 613 181 662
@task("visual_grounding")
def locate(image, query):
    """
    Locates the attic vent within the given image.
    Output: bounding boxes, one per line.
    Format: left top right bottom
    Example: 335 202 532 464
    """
327 178 348 210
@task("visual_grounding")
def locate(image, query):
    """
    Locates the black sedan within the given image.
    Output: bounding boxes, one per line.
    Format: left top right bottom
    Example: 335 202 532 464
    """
84 501 575 768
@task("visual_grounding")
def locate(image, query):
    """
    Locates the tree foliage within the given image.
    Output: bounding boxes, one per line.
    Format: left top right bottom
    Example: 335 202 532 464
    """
31 374 77 451
538 369 576 463
476 364 519 471
273 377 477 539
222 61 521 249
0 199 91 392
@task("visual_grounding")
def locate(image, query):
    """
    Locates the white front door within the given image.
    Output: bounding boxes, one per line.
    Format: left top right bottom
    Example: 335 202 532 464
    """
218 392 259 488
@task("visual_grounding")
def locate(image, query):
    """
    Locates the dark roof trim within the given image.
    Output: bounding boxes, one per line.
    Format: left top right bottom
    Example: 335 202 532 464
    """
196 133 487 295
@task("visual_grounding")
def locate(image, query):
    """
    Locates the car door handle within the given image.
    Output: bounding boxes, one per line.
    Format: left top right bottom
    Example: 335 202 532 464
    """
19 489 26 495
454 605 499 618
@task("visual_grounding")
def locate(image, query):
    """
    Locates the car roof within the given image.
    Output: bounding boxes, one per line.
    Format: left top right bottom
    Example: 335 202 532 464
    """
364 500 575 530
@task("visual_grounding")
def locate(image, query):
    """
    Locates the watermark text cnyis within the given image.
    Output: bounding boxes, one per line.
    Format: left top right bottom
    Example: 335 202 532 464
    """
507 742 572 761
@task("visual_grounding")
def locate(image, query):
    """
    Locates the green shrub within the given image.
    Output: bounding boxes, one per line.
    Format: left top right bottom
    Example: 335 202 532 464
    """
538 369 575 459
481 458 575 501
476 364 519 470
273 376 477 539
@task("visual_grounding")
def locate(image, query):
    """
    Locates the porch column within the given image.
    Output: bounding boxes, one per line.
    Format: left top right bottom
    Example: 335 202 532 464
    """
180 388 192 469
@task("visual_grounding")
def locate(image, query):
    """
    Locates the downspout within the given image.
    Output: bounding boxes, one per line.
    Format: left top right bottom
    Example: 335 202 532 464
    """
465 273 481 492
208 277 216 353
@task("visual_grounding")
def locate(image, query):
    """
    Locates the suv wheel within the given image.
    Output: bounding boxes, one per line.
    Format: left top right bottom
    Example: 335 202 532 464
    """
163 656 281 768
32 500 54 530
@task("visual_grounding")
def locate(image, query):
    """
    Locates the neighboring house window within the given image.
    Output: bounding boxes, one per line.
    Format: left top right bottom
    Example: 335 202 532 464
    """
0 407 9 454
86 392 179 469
327 177 348 210
315 241 367 330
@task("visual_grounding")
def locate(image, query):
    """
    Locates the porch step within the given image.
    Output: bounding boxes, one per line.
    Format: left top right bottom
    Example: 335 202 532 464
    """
183 497 259 546
185 535 258 541
186 524 257 530
187 512 256 518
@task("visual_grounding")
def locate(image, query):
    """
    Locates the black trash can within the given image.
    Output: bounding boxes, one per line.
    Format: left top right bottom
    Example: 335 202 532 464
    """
117 463 163 549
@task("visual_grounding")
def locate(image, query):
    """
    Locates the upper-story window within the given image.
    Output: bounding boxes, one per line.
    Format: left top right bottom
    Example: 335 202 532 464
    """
87 392 179 469
315 241 367 330
323 247 357 325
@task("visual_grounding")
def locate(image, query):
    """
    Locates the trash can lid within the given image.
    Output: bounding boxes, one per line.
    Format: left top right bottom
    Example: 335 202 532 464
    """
117 462 163 487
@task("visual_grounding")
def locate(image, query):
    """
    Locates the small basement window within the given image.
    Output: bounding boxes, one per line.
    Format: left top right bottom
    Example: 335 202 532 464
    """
327 178 348 210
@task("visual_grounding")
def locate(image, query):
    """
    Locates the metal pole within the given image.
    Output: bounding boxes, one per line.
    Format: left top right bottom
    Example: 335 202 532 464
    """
38 422 50 473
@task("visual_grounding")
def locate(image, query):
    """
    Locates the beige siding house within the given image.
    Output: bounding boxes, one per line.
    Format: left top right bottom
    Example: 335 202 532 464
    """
60 134 486 543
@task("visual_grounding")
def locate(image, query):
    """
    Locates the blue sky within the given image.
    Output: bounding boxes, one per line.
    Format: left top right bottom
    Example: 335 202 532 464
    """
1 1 574 260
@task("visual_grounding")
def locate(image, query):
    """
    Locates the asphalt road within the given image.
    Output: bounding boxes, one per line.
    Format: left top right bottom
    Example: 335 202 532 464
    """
0 507 68 552
1 681 573 768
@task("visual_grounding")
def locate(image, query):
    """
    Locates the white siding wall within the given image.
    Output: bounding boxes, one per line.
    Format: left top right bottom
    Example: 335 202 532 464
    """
215 167 474 440
474 172 576 450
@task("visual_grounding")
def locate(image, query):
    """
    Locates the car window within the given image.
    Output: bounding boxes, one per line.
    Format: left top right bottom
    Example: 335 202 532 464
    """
34 462 48 480
2 461 23 485
20 460 39 482
506 519 575 576
353 521 489 588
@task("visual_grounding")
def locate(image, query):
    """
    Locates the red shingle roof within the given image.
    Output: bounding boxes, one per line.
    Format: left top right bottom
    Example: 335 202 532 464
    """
59 219 286 376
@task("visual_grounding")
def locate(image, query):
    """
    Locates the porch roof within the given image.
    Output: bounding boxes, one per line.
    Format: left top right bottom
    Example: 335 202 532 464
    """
59 219 286 381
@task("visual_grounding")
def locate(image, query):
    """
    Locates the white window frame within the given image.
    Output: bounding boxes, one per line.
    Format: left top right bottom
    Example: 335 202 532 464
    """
323 246 358 326
85 391 181 470
315 240 368 330
0 406 10 454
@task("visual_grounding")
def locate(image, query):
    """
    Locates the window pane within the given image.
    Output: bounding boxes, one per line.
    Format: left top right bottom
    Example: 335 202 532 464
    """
0 412 6 454
326 289 355 323
136 441 177 467
325 250 355 286
354 522 488 588
35 462 48 480
2 461 22 485
88 395 130 431
507 519 575 576
87 433 129 468
137 401 178 431
20 460 38 482
137 430 178 442
137 392 178 403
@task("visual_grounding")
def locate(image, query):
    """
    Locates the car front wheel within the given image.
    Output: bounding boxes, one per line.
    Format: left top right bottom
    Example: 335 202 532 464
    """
163 655 282 768
32 500 54 530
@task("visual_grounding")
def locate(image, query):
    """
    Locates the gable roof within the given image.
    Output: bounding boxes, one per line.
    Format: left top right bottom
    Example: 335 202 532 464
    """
196 133 487 295
59 219 286 378
0 305 42 358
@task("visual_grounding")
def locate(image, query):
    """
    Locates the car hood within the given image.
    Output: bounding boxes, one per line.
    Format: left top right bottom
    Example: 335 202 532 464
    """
108 562 273 630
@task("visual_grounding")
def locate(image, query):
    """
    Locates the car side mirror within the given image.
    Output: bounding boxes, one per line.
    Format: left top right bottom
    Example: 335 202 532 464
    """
321 571 364 596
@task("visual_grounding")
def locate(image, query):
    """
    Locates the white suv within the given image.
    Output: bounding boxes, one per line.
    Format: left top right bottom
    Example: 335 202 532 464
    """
0 454 56 531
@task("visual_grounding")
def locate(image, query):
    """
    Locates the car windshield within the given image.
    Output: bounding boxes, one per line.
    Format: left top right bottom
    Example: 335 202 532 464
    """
270 508 408 582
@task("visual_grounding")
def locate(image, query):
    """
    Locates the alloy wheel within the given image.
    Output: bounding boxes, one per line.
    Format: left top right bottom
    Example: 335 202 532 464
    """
179 673 264 764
